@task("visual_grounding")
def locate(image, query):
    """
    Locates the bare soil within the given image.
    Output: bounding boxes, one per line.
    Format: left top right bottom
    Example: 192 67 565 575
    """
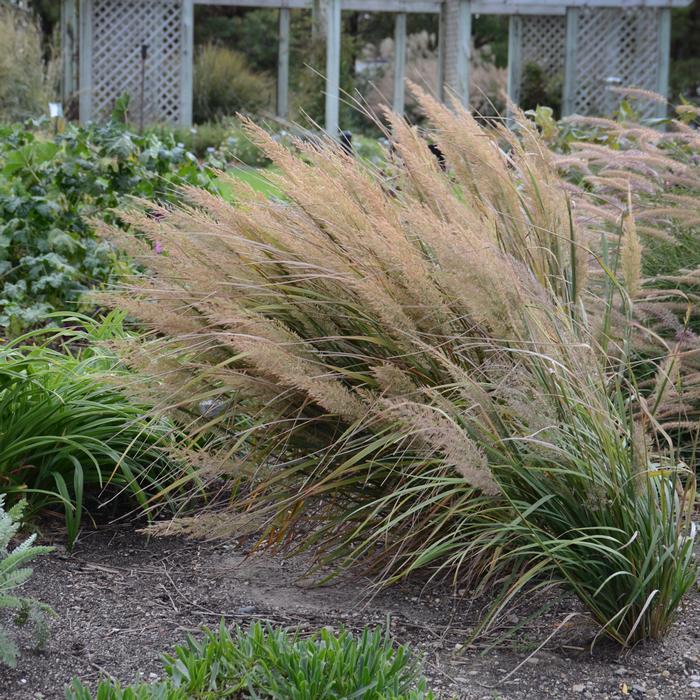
1 526 699 700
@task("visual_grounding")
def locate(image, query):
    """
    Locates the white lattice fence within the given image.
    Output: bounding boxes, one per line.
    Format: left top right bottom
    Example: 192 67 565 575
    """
521 15 565 78
574 7 660 117
507 14 565 108
87 0 183 124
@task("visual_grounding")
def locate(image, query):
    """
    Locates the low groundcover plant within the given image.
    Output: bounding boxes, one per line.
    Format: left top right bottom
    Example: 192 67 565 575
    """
65 621 434 700
98 87 696 646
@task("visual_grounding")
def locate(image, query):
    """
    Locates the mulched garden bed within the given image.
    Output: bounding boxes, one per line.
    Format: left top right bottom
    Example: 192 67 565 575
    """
1 526 699 700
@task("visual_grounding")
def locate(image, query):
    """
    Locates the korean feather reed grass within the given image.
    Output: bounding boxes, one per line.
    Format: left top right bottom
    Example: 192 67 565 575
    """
99 88 696 646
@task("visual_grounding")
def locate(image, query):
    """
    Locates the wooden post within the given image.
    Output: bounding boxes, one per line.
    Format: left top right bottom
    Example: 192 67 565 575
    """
506 15 522 107
325 0 341 137
393 12 407 115
61 0 79 107
277 7 290 119
78 0 93 124
456 0 471 107
655 7 671 120
180 0 194 127
437 1 446 102
562 7 579 117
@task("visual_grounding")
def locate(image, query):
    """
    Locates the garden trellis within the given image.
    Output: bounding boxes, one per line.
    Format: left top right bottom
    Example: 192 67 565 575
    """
61 0 689 132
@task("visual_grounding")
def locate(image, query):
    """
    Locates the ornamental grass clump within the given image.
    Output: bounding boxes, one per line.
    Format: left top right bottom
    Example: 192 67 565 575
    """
541 97 700 457
99 88 696 646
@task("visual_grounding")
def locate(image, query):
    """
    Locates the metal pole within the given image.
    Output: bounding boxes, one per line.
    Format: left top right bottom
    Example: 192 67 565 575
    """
139 43 148 132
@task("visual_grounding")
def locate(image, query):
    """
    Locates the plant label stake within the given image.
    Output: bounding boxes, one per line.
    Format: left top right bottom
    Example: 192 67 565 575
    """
139 43 149 133
48 102 64 135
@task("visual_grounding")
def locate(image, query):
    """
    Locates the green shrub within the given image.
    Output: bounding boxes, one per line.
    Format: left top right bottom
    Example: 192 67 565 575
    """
151 117 388 169
0 7 55 122
194 44 273 123
66 622 434 699
0 496 53 668
353 134 389 166
103 92 696 646
0 316 189 546
0 115 215 334
164 119 388 170
519 61 563 117
214 128 387 170
151 120 280 167
214 126 274 168
194 8 361 131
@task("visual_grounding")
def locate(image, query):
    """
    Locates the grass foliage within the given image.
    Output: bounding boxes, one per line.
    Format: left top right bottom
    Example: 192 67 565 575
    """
0 315 186 546
538 98 700 459
66 622 434 699
100 88 696 646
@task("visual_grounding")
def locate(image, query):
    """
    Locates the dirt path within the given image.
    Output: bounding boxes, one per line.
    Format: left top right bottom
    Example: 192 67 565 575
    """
1 527 699 699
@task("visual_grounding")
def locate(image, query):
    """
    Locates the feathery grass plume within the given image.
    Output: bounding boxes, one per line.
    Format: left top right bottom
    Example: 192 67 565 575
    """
102 88 695 646
621 189 643 299
608 87 669 105
650 346 682 416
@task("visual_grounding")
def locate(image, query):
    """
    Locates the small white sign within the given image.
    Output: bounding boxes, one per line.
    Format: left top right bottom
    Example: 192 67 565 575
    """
49 102 64 119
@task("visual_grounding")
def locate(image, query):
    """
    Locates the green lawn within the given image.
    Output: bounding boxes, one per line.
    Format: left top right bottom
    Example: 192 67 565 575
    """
218 166 282 200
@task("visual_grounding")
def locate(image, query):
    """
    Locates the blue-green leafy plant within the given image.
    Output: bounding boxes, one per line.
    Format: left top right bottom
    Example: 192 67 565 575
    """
0 106 216 334
0 496 53 668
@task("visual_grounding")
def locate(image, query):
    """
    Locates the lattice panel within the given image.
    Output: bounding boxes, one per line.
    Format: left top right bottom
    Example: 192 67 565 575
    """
521 15 565 78
574 8 659 117
90 0 182 124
